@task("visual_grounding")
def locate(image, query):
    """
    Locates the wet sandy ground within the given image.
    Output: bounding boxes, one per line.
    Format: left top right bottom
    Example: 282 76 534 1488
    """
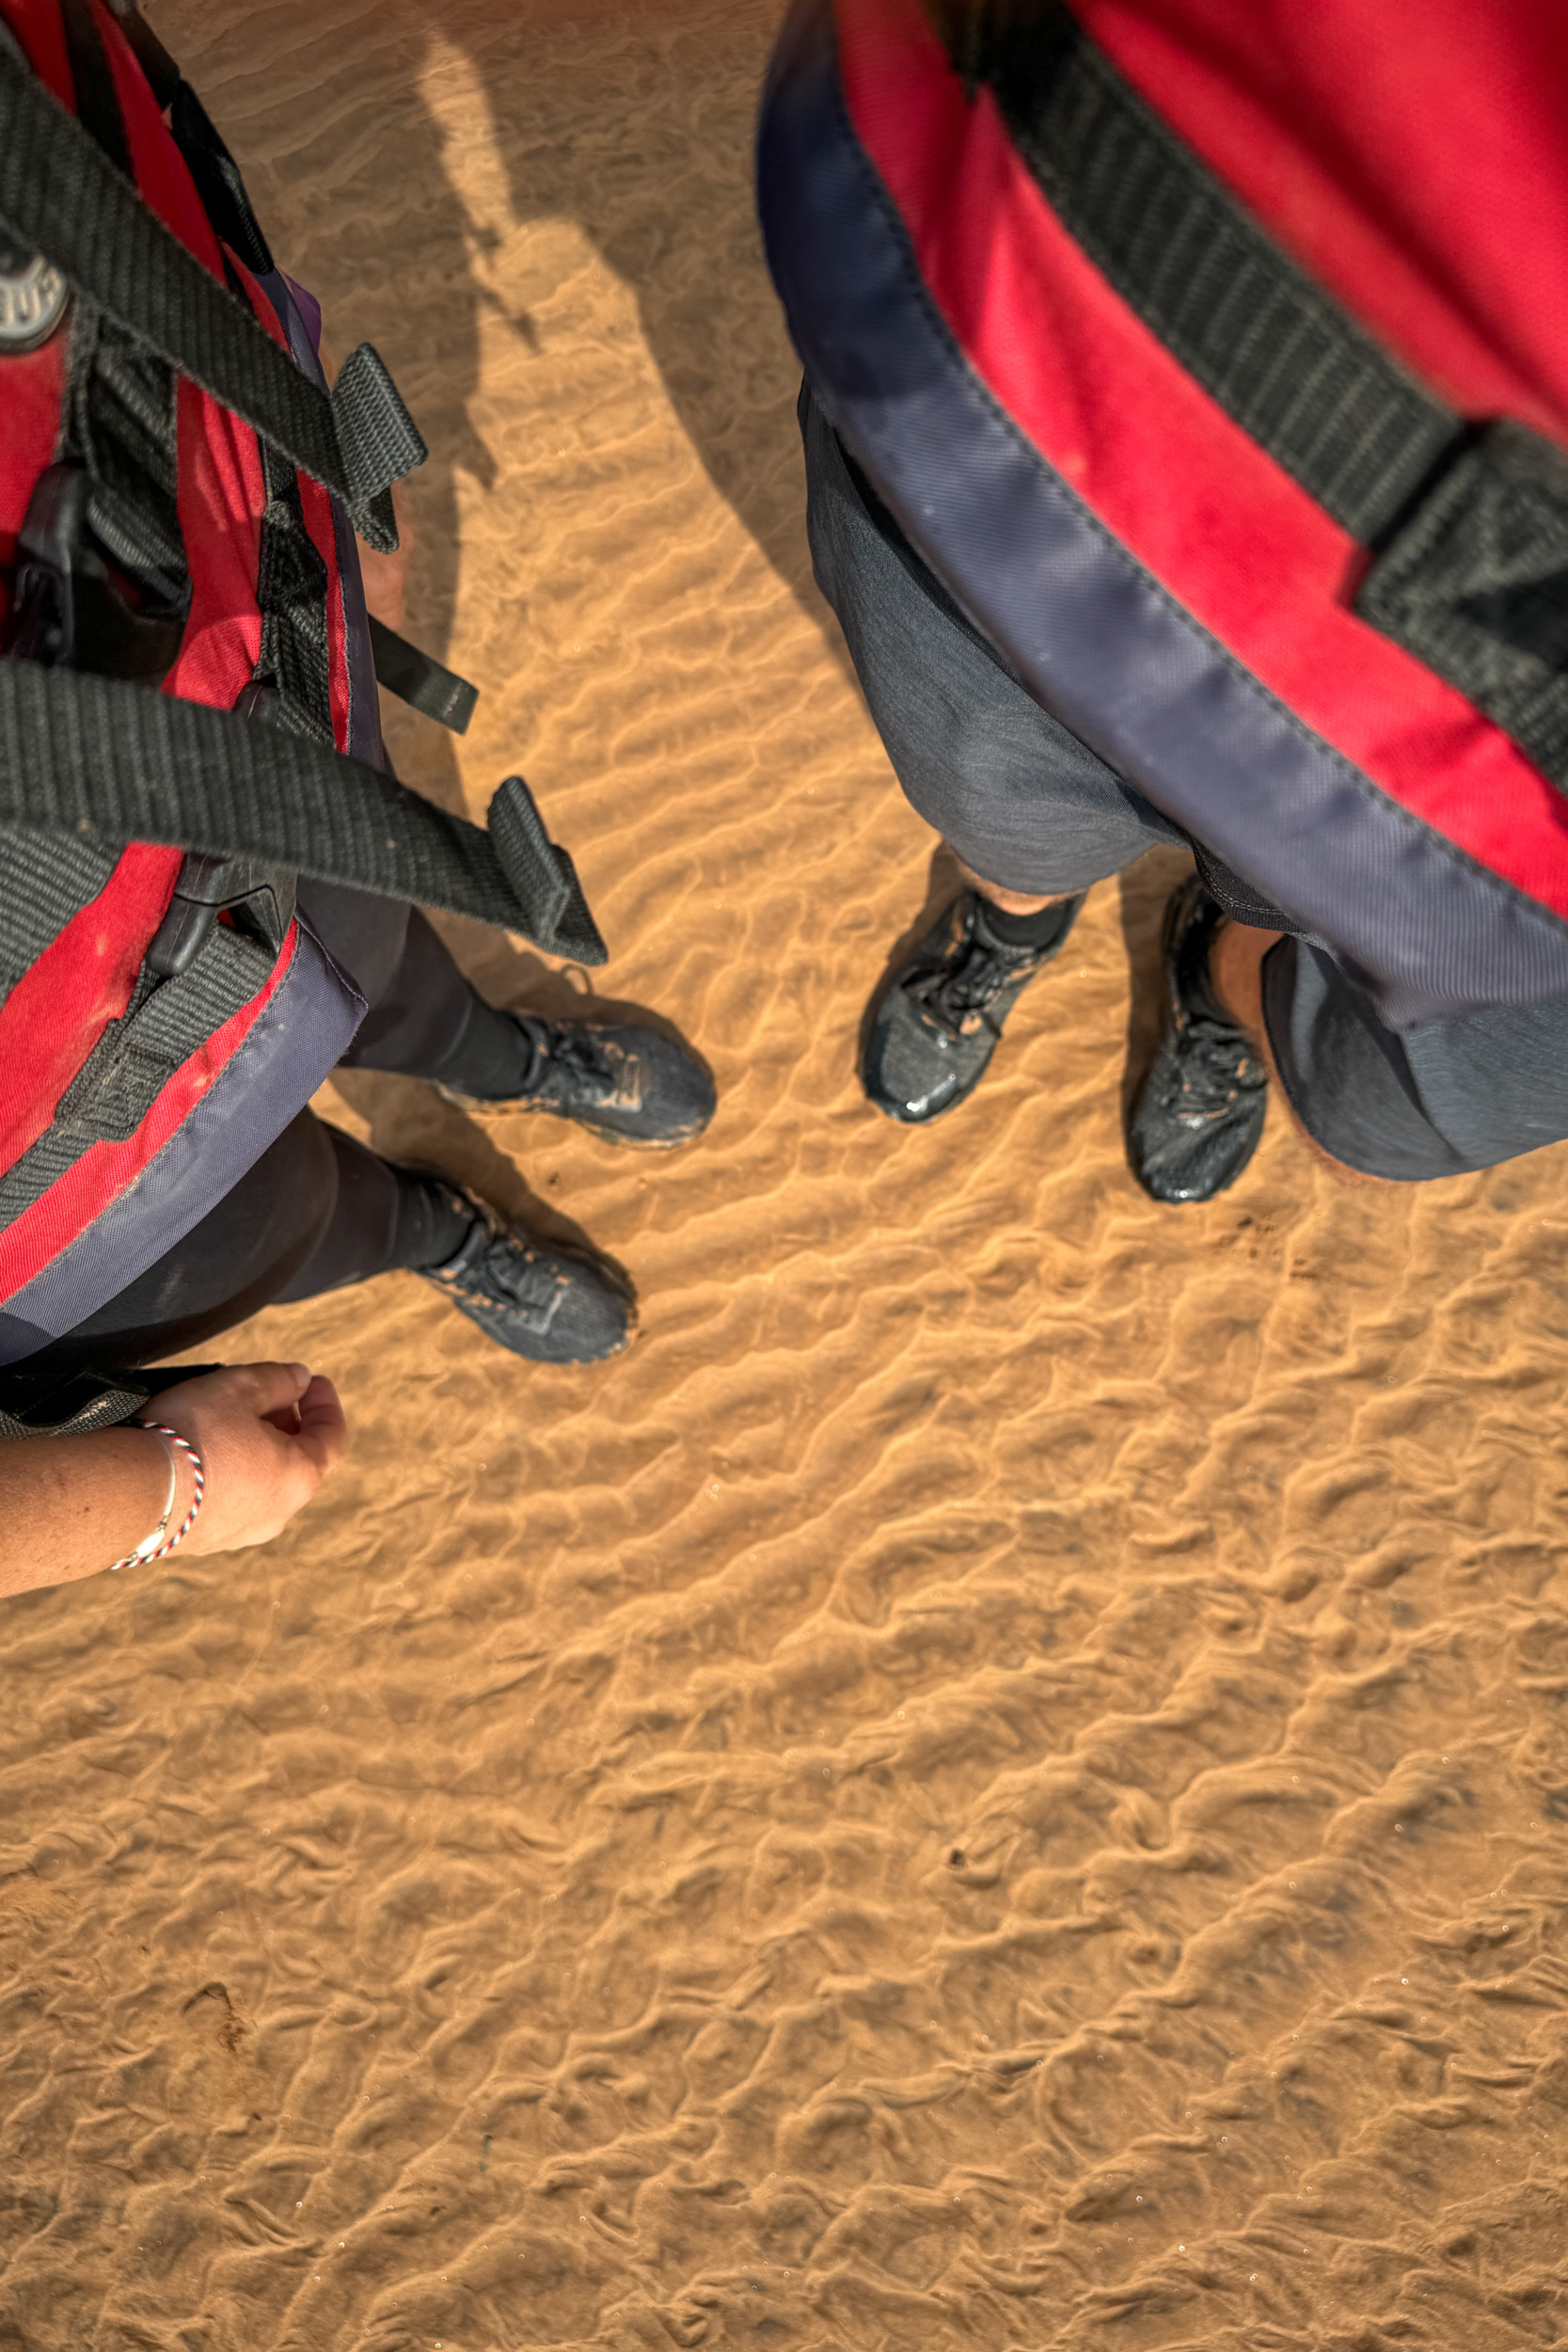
3 2 1568 2345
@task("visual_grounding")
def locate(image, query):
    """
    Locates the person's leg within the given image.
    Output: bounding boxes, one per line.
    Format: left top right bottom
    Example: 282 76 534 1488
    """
1255 937 1568 1182
1204 915 1388 1187
15 1112 632 1382
1131 891 1568 1197
800 379 1182 1120
802 381 1180 901
275 1126 633 1364
334 903 715 1148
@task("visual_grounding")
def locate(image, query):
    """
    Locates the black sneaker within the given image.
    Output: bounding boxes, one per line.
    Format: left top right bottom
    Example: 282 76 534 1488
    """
420 1188 634 1363
1128 876 1268 1202
862 888 1084 1123
444 1017 715 1150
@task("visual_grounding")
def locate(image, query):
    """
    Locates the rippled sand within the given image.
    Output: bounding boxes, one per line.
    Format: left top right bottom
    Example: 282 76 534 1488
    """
5 3 1568 2345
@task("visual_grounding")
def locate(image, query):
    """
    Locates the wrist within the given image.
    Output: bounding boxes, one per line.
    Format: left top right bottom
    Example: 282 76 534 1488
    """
107 1423 207 1571
106 1427 177 1570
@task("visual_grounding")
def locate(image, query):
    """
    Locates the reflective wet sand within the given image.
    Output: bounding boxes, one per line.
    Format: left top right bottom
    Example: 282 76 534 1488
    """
4 4 1568 2344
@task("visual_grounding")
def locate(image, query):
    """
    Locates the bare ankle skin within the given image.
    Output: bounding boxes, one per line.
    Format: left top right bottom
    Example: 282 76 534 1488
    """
951 852 1078 920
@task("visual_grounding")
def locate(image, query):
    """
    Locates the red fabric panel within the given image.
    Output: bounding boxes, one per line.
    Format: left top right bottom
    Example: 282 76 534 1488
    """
0 340 67 629
92 0 223 274
835 0 1568 920
0 927 297 1307
0 0 72 102
1078 0 1568 452
0 3 84 615
165 376 266 708
0 844 182 1176
0 0 293 1276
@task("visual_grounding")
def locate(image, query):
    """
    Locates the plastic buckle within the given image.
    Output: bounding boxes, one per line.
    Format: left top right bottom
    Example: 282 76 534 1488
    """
8 462 183 681
147 850 297 979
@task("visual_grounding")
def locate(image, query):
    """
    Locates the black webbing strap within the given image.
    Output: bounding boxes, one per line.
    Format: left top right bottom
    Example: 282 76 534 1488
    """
0 1370 152 1439
101 0 179 113
368 615 479 736
953 3 1568 794
970 7 1462 546
166 80 276 279
0 831 117 1001
0 44 420 551
0 918 277 1231
0 660 608 964
103 2 277 276
0 1361 220 1439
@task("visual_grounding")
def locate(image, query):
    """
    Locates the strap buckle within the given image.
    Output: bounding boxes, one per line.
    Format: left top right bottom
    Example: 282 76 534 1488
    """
8 462 183 681
146 849 297 977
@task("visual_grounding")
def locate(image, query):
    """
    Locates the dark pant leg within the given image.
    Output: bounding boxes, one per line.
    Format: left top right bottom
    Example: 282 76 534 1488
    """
15 1115 472 1372
800 379 1185 894
1263 939 1568 1178
337 906 532 1098
271 1127 469 1302
13 895 521 1375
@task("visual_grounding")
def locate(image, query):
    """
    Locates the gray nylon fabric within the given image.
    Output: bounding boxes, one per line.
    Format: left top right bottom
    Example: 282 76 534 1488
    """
0 909 366 1363
803 386 1184 893
1263 938 1568 1180
805 383 1568 1183
0 922 276 1223
756 2 1568 1028
965 3 1568 810
817 388 1568 1185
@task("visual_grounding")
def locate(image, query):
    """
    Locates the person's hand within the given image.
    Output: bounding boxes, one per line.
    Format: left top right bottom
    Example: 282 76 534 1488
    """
149 1362 347 1555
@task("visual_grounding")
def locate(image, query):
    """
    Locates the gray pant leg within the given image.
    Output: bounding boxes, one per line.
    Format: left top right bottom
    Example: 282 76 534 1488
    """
1264 938 1568 1178
800 380 1183 895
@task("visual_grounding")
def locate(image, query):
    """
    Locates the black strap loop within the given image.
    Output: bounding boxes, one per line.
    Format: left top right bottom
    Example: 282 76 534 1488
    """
368 615 479 735
0 659 607 964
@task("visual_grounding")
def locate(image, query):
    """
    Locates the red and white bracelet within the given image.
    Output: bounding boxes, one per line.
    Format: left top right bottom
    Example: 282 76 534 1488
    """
108 1423 206 1572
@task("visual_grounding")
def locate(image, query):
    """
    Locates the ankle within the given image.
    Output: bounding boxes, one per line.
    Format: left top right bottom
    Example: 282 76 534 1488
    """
973 892 1078 952
434 1006 541 1101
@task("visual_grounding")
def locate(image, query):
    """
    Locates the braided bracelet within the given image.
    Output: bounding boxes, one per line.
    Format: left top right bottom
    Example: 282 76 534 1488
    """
108 1424 206 1572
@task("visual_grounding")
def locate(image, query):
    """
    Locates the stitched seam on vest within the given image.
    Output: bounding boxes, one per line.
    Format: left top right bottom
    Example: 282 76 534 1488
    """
828 66 1568 955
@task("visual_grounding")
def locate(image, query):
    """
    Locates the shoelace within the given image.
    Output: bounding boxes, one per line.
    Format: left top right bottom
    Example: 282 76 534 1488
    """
910 930 1039 1042
1171 1014 1265 1122
438 1216 564 1321
531 1022 621 1104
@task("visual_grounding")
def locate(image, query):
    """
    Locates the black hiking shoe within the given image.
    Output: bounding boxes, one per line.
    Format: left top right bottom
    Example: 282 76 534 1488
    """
420 1187 635 1363
1128 875 1268 1202
444 1016 715 1150
862 888 1085 1123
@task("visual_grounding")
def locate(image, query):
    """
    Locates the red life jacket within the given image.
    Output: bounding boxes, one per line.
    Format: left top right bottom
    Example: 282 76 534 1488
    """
0 0 599 1368
758 0 1568 1030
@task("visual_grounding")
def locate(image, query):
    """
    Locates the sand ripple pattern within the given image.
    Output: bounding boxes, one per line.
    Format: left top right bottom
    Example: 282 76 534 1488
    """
4 4 1568 2346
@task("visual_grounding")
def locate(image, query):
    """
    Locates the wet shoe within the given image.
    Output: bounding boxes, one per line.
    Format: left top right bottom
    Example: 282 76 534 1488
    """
862 888 1085 1123
1128 875 1268 1202
420 1185 634 1363
444 1016 715 1149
